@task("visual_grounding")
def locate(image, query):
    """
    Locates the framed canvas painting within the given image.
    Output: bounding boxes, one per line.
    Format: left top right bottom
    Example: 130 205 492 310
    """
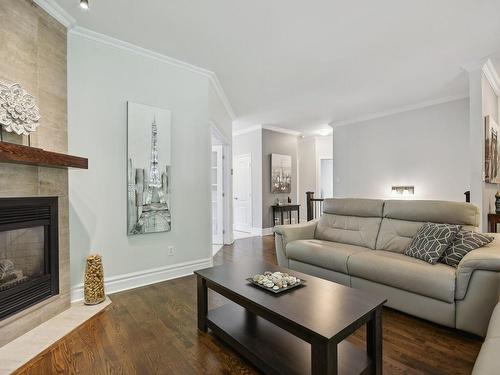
127 102 172 235
485 115 500 184
271 154 292 193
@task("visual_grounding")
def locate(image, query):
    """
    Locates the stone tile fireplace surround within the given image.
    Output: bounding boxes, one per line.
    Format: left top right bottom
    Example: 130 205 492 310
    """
0 0 70 347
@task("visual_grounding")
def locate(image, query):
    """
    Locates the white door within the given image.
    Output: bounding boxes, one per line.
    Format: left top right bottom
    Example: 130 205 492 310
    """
212 145 224 245
233 154 252 232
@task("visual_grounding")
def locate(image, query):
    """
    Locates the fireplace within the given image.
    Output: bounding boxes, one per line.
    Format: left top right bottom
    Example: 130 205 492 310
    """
0 197 59 320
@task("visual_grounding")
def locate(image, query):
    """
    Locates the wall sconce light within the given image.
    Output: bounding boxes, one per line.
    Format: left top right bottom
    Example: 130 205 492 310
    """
392 185 415 196
80 0 89 10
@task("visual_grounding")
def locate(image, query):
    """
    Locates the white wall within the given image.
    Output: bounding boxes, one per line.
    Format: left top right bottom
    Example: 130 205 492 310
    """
68 31 232 299
298 137 316 222
209 84 233 143
232 129 263 229
333 99 470 201
315 135 333 198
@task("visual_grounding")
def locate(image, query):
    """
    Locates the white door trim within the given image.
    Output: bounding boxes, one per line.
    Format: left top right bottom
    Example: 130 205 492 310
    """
212 144 224 245
210 123 233 246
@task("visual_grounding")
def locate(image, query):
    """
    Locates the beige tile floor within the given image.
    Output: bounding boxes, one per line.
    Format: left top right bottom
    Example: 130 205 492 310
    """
0 298 111 375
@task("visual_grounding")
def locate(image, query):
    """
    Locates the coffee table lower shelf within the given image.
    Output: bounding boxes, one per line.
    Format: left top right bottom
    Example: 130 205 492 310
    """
207 302 372 375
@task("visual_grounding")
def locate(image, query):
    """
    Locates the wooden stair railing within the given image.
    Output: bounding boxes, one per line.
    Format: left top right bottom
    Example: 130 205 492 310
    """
306 192 324 221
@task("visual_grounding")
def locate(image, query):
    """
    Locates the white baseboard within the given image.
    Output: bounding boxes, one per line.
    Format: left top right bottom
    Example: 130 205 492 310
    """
251 227 274 236
70 257 213 302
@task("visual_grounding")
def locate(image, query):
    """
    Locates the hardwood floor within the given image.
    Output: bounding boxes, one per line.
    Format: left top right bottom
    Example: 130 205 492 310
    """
14 236 482 375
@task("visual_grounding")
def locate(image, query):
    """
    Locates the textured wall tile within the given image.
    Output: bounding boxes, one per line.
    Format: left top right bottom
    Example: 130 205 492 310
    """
0 0 70 346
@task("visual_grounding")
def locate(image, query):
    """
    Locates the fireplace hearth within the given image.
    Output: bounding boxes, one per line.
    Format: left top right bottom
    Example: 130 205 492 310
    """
0 197 59 320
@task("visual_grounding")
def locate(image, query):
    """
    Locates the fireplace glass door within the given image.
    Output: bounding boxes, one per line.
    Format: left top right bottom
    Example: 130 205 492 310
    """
0 197 58 320
0 226 46 292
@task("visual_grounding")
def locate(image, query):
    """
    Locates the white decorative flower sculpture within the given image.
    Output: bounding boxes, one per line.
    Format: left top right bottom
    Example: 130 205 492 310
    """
0 82 41 136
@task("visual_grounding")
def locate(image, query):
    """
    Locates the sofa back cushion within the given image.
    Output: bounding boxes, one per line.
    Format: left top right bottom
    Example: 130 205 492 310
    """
376 200 480 253
315 198 384 249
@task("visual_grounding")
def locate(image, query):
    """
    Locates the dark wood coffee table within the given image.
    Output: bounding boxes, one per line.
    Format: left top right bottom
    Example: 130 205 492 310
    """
195 261 386 375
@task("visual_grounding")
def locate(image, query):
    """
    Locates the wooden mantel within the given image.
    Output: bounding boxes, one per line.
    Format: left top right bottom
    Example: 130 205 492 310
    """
0 141 88 169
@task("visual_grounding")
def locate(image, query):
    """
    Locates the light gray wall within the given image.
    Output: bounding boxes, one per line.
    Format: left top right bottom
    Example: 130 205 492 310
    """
68 33 230 295
333 99 470 201
298 137 316 222
232 129 262 228
209 84 234 243
262 129 299 228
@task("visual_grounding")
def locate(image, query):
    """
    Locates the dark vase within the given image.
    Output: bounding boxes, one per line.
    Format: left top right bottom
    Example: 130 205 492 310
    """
496 192 500 214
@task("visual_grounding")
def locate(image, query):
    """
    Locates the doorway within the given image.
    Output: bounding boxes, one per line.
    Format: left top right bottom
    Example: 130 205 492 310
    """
233 153 252 235
320 158 334 198
210 125 231 255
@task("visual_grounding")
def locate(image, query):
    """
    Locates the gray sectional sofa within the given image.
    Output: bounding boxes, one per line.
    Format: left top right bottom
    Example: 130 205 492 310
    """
274 198 500 337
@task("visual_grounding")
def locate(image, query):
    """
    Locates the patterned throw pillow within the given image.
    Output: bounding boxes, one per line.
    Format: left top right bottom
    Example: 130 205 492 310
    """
404 223 461 264
440 231 494 267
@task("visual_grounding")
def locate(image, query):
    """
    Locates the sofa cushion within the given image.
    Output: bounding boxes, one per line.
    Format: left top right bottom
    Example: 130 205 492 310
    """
375 218 424 253
316 214 382 249
471 337 500 375
323 198 384 217
376 200 479 253
316 198 384 249
440 231 494 267
382 200 480 226
286 239 368 274
348 250 456 303
404 223 461 264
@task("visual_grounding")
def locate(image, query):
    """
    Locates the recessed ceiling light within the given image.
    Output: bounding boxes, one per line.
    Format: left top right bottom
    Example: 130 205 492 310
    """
316 127 332 136
80 0 89 10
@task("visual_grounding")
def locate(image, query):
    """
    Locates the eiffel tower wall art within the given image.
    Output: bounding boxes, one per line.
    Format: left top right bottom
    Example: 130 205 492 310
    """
127 102 172 235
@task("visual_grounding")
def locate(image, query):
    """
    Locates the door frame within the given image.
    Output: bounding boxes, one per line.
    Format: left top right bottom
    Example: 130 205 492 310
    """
210 123 233 245
212 144 224 245
233 152 253 233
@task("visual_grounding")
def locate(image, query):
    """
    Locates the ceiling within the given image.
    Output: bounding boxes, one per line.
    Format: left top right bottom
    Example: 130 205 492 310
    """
56 0 500 135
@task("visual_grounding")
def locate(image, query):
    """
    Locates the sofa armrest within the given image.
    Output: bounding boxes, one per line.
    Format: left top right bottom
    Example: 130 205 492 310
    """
274 221 317 267
456 234 500 300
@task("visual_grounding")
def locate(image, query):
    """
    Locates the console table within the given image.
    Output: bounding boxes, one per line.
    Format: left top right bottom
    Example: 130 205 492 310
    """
488 213 500 233
272 204 300 226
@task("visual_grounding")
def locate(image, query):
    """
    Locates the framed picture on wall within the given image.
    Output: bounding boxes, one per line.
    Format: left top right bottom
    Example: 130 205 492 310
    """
271 153 292 193
127 102 172 235
485 115 500 184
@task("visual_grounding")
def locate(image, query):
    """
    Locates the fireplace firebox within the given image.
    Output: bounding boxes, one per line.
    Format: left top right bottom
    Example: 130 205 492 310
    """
0 197 59 320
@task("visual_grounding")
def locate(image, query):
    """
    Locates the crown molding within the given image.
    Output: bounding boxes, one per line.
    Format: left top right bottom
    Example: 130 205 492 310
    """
208 74 236 121
483 59 500 96
233 124 262 136
462 57 490 73
69 26 235 120
233 124 301 137
330 94 468 128
263 125 301 136
33 0 76 29
70 27 214 77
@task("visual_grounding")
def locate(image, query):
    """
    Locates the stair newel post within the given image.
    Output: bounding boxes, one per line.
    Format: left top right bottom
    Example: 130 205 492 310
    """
306 191 314 222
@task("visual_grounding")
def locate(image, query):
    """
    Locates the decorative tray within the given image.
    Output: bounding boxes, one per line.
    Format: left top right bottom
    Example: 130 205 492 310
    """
246 271 305 294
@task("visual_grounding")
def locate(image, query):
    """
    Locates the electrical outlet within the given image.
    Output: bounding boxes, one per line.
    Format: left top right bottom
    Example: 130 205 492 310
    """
167 246 175 256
